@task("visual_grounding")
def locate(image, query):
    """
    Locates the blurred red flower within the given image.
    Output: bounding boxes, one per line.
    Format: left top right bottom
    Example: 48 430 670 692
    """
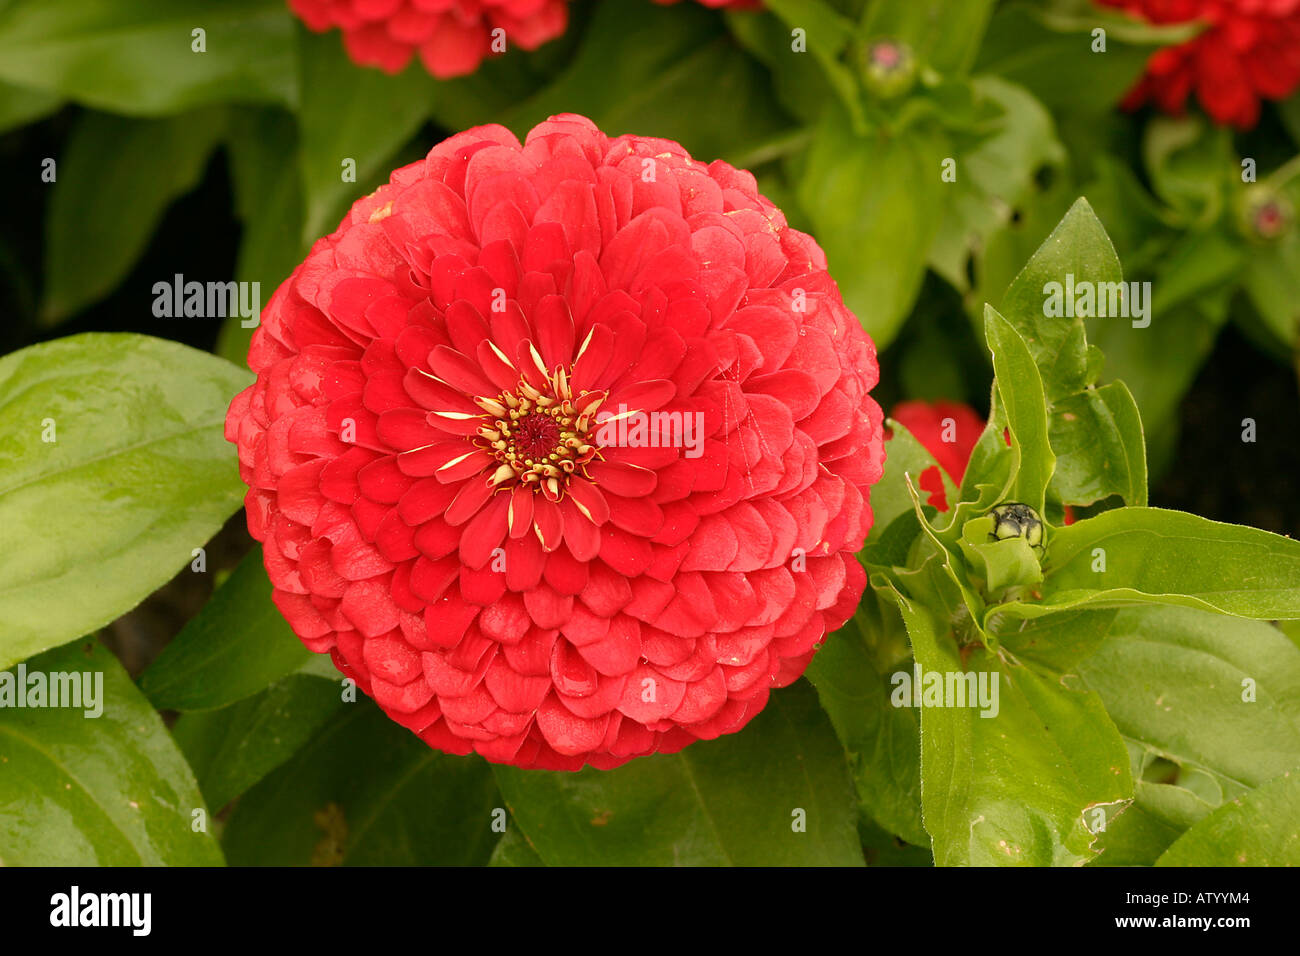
1098 0 1300 129
225 114 885 770
288 0 568 78
888 400 984 512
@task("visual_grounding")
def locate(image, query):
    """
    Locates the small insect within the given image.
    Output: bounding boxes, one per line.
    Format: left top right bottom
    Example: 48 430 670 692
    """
989 502 1045 553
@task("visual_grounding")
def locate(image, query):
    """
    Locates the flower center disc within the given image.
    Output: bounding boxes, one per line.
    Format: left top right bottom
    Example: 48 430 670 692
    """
472 366 608 502
514 413 561 460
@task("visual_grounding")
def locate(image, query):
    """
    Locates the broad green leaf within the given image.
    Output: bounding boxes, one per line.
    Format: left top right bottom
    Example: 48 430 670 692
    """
1157 772 1300 866
0 0 296 116
0 640 223 865
222 701 500 866
0 334 251 671
138 548 314 712
806 598 928 847
725 6 840 127
172 674 345 811
1049 380 1147 508
1081 606 1300 862
998 197 1121 403
494 681 863 866
929 76 1066 291
506 1 793 166
1002 507 1300 622
890 564 1131 865
489 825 546 867
798 104 948 346
297 30 438 243
42 108 226 322
761 0 865 130
985 305 1054 512
0 78 60 134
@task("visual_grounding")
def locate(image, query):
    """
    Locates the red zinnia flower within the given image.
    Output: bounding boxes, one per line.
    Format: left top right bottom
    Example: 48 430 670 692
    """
888 400 983 512
1098 0 1300 129
288 0 569 78
225 115 885 770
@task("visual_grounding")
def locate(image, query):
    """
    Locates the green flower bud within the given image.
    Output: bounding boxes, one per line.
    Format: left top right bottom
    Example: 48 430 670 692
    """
1236 184 1293 243
988 502 1045 553
858 38 916 100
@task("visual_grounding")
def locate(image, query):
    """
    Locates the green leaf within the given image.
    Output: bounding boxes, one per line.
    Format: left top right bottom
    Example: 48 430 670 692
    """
138 548 315 712
929 76 1066 291
888 564 1131 865
1081 606 1300 862
488 826 546 867
798 106 948 346
297 30 439 243
221 701 500 866
42 108 226 323
506 1 793 166
0 0 296 116
172 674 345 811
760 0 865 130
985 305 1054 512
725 7 840 127
1001 507 1300 623
805 598 928 847
0 639 223 865
1157 772 1300 866
0 78 60 134
1049 380 1147 508
998 197 1122 403
494 681 863 866
0 333 250 671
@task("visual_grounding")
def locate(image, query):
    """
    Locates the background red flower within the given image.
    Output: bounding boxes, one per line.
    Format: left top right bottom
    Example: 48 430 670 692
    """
1099 0 1300 129
226 114 885 770
888 399 983 512
289 0 569 78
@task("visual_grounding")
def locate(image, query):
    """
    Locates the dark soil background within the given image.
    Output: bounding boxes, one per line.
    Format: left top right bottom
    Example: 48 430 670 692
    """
3 110 1297 676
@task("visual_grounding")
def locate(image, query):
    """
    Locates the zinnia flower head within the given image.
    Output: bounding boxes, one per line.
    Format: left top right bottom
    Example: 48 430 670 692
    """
1098 0 1300 129
889 399 983 512
288 0 569 78
225 114 885 770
